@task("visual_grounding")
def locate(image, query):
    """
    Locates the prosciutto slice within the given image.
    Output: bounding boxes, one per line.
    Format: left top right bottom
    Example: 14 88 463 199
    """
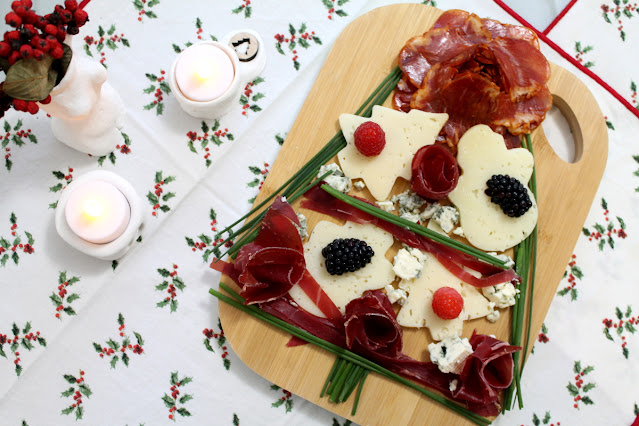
302 186 519 287
395 9 551 149
411 144 459 200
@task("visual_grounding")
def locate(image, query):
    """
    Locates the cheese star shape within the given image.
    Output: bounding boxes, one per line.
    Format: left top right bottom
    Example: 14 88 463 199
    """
396 252 494 341
448 125 538 251
338 106 448 201
288 220 395 316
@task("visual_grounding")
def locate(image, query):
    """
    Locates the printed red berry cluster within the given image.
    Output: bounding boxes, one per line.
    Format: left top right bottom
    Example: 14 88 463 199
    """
92 314 145 368
202 319 230 370
566 361 594 409
0 212 35 267
0 321 46 376
156 264 185 312
270 385 293 412
0 0 90 116
51 271 80 319
61 370 92 420
163 372 193 421
603 305 637 359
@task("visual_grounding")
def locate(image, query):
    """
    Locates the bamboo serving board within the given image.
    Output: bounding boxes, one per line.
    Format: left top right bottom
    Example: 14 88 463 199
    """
218 4 608 425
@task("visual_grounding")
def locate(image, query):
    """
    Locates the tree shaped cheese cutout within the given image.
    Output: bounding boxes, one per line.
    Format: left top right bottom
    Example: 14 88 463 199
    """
448 125 538 252
289 220 395 315
338 106 448 201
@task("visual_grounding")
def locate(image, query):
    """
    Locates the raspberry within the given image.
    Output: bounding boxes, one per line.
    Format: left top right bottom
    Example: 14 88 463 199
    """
353 121 386 157
431 287 464 320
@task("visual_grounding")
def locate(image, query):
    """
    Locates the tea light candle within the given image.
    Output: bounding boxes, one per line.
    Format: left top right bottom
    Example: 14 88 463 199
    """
64 181 131 244
175 44 235 102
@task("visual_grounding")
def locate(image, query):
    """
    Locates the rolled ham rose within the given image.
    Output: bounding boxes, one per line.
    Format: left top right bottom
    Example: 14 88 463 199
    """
411 144 460 200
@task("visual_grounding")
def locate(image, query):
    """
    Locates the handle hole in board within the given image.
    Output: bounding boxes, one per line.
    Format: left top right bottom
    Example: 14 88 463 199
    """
542 94 584 164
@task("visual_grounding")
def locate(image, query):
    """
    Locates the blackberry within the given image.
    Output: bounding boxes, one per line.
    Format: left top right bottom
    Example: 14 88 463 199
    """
484 174 533 218
321 238 374 276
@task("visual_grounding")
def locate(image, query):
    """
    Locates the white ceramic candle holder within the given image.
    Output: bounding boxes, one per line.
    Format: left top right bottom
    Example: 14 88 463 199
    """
39 39 126 157
55 170 144 260
169 29 266 119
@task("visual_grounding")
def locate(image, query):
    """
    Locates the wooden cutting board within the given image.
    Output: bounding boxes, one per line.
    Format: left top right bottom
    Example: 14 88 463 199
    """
218 4 608 425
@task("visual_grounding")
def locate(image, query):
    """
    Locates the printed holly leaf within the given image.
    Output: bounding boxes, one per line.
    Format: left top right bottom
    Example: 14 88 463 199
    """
598 239 605 251
570 288 578 301
179 394 193 404
75 405 84 420
542 411 551 424
79 383 92 397
0 346 6 358
146 192 159 204
270 384 281 391
582 227 590 237
625 322 636 334
61 406 75 415
112 260 119 271
159 205 170 213
581 396 594 405
173 277 185 291
11 251 19 265
170 299 178 312
573 361 582 374
21 339 34 350
162 192 176 202
185 237 195 247
180 376 193 386
233 414 240 426
133 0 144 10
66 293 80 304
170 371 179 385
336 9 347 17
162 393 175 408
583 382 596 392
199 234 213 245
3 121 9 132
110 355 119 368
583 365 594 375
623 346 629 359
21 321 31 335
64 374 78 384
204 338 214 352
571 266 583 279
61 387 75 397
616 307 624 320
566 382 579 396
157 268 171 278
146 10 157 18
37 336 46 347
133 331 143 345
156 281 169 291
12 323 19 336
15 363 22 376
603 327 613 341
177 408 191 417
107 339 120 351
93 342 103 353
122 352 130 366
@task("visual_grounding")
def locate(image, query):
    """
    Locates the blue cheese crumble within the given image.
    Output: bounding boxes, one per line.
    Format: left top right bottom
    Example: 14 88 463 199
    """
428 336 474 374
482 283 519 308
376 200 395 212
384 284 408 305
431 205 460 234
392 190 425 214
392 246 427 280
295 213 308 240
487 252 515 269
353 180 366 190
318 163 352 193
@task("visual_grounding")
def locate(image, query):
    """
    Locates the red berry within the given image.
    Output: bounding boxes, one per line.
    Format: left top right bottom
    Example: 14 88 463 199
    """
27 101 39 114
21 0 32 8
50 46 64 59
40 94 51 104
431 287 464 320
5 12 22 27
65 0 78 11
353 121 386 157
73 9 88 26
44 24 58 36
0 42 10 57
11 1 23 11
19 44 33 59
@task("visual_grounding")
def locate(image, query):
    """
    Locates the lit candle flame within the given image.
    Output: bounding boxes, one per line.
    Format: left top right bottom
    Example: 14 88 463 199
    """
83 199 104 219
195 59 217 80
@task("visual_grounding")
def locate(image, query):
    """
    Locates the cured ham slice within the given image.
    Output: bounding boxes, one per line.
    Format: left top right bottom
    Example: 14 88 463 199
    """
395 9 551 148
411 144 459 200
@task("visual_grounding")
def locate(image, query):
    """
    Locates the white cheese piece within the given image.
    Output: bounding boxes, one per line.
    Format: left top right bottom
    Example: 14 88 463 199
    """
384 284 408 305
449 379 459 392
427 219 446 235
338 106 448 201
452 227 465 238
486 310 501 323
448 125 538 251
428 336 473 374
460 283 495 320
289 221 395 316
392 190 425 214
295 213 308 240
419 202 441 221
431 205 459 234
399 211 421 224
318 163 352 193
376 200 395 212
392 247 427 280
482 283 519 308
353 180 366 190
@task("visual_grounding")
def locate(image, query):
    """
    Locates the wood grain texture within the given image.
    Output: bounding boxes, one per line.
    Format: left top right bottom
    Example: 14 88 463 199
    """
217 4 608 425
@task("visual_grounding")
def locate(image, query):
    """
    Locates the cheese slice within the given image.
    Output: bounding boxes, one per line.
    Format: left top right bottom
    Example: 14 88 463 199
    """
397 252 495 341
289 220 395 316
448 125 538 251
338 106 448 201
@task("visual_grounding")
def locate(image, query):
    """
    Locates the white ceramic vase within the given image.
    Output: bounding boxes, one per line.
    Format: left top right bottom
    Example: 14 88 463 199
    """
39 41 125 156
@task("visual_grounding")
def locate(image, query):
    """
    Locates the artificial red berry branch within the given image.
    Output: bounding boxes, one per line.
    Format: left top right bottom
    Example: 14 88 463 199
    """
133 0 159 22
50 271 81 319
61 369 91 420
48 166 74 208
0 321 46 376
156 264 185 312
231 0 252 18
566 361 595 409
202 318 230 370
95 131 132 166
82 24 130 67
185 208 230 262
185 121 234 167
147 171 176 217
92 313 145 368
239 77 265 116
1 119 36 171
172 18 217 53
603 305 637 359
274 23 322 70
0 212 35 267
601 1 638 41
321 0 350 20
247 162 270 204
270 385 293 412
557 254 583 301
162 371 193 421
142 69 170 115
1 0 90 117
582 198 627 250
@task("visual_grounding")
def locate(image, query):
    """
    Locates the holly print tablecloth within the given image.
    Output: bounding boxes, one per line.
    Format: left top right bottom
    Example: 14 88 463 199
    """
1 0 638 425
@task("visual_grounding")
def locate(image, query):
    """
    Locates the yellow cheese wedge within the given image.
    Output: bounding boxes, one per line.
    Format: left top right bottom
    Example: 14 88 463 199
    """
397 252 494 341
448 125 538 252
338 106 448 201
289 220 395 316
